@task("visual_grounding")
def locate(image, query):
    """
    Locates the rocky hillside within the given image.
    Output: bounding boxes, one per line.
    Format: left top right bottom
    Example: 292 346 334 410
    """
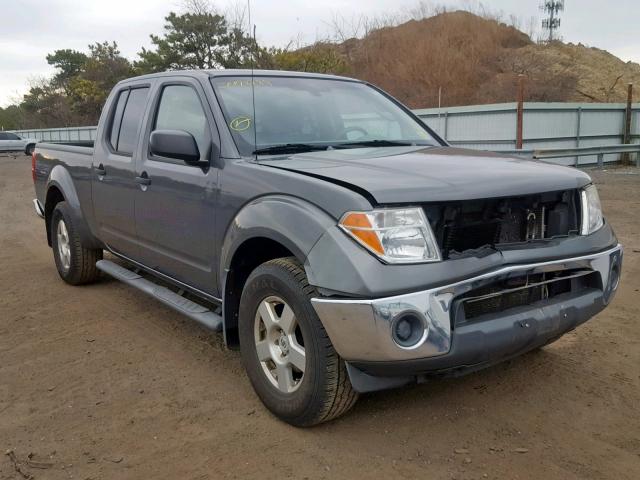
330 11 640 108
518 42 640 103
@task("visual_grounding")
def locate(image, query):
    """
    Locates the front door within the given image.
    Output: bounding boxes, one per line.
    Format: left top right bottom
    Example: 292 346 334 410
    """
133 78 220 296
92 86 150 257
0 132 10 151
0 132 22 151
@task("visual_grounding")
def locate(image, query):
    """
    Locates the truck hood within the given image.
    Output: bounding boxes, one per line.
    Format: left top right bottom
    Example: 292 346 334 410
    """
259 146 592 204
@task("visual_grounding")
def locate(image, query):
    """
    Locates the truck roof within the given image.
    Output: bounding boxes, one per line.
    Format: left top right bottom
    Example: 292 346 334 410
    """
117 69 361 86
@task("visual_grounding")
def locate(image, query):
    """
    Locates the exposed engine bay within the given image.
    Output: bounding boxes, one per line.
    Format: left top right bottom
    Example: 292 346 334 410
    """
423 189 581 259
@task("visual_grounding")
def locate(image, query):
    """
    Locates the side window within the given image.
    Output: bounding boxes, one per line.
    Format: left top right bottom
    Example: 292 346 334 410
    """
0 133 8 140
108 90 129 151
332 90 402 141
153 85 210 159
6 133 20 140
117 88 149 155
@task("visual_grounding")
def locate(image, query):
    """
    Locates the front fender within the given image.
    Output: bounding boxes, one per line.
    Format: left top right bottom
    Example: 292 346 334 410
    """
219 195 337 286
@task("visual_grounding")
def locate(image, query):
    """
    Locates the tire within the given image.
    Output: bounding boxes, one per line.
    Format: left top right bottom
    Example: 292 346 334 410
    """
238 257 358 427
51 201 102 285
25 144 35 155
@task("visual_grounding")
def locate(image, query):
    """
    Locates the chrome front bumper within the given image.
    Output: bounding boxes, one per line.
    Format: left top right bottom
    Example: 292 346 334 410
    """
311 244 623 363
33 199 45 219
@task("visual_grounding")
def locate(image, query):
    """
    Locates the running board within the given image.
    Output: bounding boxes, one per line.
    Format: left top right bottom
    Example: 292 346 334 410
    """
96 259 222 332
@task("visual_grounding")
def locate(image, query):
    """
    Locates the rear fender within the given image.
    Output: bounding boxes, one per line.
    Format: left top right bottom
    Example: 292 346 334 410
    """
45 165 101 249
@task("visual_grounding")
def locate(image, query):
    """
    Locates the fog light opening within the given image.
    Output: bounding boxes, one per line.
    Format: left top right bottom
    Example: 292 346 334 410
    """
391 311 428 349
609 263 620 291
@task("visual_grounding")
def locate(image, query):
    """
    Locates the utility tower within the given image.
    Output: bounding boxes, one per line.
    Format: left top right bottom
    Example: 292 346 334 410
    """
541 0 564 42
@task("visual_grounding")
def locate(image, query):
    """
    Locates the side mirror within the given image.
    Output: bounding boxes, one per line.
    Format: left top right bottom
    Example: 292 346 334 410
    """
150 130 202 165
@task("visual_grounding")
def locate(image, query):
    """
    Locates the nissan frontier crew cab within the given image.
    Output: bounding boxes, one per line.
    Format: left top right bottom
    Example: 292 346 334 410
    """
31 70 622 426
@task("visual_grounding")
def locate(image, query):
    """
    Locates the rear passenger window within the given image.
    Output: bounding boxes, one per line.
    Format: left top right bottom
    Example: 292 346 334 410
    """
153 85 210 159
109 90 129 150
117 88 149 155
108 87 149 155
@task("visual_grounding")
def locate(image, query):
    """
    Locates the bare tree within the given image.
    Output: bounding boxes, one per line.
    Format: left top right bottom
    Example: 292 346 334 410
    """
179 0 217 16
508 14 521 30
224 0 248 31
603 74 624 102
524 16 538 40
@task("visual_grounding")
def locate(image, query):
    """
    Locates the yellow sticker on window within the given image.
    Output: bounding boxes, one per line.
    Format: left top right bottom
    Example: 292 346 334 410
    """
230 116 252 132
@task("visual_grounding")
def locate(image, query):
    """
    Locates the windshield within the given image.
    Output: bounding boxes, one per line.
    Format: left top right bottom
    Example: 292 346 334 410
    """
210 76 440 156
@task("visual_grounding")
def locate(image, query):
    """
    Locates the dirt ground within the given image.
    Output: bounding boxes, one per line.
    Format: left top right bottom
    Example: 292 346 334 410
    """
1 154 639 480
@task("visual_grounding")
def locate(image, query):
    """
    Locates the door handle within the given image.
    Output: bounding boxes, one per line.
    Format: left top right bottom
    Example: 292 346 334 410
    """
135 173 151 186
95 164 106 176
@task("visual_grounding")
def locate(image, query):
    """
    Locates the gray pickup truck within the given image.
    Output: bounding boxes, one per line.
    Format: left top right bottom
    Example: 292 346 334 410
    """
32 70 622 426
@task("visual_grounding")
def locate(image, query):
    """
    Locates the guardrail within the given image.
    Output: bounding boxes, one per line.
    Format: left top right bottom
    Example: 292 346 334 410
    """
415 101 640 166
9 126 97 143
498 144 640 168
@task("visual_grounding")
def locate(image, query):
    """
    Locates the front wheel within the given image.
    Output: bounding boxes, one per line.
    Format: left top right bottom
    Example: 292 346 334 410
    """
238 257 358 426
25 144 35 155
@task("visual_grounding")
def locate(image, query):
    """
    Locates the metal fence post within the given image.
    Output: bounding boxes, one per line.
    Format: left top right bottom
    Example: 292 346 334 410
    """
575 107 582 167
623 83 633 164
516 75 525 149
443 112 449 141
597 153 604 168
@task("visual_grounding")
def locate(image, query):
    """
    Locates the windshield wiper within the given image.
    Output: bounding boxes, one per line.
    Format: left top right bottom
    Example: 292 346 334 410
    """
252 140 434 155
333 140 429 149
252 143 329 155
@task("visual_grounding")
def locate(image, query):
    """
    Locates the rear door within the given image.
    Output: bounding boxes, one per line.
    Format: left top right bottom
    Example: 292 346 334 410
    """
133 77 220 295
92 85 151 257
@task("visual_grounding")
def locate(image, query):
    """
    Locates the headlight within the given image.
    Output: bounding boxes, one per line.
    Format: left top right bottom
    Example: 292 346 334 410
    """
339 207 441 263
580 184 604 235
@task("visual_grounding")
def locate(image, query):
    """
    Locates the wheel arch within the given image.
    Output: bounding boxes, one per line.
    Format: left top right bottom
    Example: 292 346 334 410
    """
220 195 337 347
44 184 65 246
44 165 101 249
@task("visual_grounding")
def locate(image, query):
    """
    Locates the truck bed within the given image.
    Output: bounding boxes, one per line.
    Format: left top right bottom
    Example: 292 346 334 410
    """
33 142 95 222
37 141 94 154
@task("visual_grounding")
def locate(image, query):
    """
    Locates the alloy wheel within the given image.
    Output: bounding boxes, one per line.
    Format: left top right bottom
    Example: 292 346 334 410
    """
254 295 306 393
56 219 71 272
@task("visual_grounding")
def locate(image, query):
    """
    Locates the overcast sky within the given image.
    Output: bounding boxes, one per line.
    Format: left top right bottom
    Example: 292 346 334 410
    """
1 0 639 107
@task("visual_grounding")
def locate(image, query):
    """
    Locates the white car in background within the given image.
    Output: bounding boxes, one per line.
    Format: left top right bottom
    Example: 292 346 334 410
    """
0 132 38 155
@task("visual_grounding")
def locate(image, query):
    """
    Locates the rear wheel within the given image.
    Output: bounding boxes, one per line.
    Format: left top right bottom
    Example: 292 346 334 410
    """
238 257 358 426
51 202 102 285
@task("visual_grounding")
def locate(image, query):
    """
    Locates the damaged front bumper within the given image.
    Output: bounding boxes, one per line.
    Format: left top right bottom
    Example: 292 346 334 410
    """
311 244 623 392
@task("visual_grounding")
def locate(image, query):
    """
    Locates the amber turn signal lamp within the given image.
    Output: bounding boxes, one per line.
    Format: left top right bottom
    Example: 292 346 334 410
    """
340 212 385 255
